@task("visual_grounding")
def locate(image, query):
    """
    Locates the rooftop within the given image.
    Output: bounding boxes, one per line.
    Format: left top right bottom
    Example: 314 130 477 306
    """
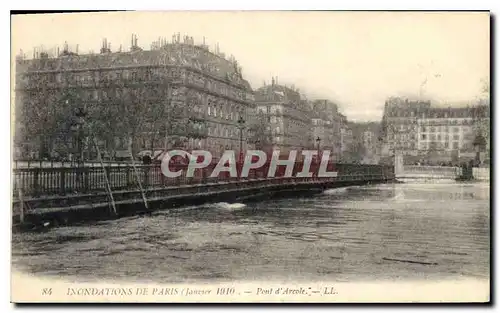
17 36 252 90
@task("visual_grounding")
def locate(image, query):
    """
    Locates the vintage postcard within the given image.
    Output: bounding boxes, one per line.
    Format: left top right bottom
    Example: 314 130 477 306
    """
10 11 490 303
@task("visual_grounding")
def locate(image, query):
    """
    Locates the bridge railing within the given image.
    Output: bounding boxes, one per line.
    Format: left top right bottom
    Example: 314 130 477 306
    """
12 159 139 169
12 162 394 198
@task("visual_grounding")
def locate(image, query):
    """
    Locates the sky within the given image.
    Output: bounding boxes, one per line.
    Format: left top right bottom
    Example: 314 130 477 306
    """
11 11 490 122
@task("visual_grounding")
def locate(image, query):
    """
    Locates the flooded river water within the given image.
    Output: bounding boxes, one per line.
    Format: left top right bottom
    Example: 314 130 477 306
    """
12 182 490 283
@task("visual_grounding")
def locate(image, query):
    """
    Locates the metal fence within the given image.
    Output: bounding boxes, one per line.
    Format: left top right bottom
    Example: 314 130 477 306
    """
12 160 140 169
12 162 394 198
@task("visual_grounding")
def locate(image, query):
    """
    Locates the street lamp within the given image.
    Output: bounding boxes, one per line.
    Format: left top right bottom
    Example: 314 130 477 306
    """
71 106 87 166
316 136 321 153
237 116 246 163
315 136 322 164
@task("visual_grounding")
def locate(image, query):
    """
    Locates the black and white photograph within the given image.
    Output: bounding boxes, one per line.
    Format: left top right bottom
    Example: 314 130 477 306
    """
10 11 490 303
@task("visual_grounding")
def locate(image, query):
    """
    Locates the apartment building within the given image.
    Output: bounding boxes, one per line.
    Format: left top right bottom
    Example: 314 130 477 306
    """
254 78 313 156
14 34 256 160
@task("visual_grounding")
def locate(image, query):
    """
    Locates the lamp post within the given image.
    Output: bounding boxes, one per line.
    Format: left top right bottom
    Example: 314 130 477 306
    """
237 116 246 163
71 106 87 166
188 116 208 183
68 106 87 188
316 136 321 156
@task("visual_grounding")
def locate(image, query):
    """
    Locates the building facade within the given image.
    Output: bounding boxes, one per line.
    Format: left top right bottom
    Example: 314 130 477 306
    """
380 97 431 157
381 97 490 164
361 130 378 164
254 79 313 156
310 99 342 160
14 34 256 161
339 113 353 161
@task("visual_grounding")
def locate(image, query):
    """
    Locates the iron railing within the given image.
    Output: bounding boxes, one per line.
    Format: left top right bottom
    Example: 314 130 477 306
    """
12 162 395 198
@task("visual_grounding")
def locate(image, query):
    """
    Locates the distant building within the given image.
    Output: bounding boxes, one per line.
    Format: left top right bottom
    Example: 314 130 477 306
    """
254 79 313 156
363 130 376 154
310 99 342 160
380 97 430 157
361 130 379 164
339 114 353 160
380 96 490 164
14 34 256 160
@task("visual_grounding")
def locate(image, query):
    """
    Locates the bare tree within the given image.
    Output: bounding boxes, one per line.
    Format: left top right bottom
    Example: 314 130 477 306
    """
109 73 196 158
20 81 79 159
247 111 273 152
17 67 198 161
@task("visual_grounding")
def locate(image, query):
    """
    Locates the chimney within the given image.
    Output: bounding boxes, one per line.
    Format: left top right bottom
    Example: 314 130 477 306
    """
272 77 275 85
101 38 107 54
76 44 79 54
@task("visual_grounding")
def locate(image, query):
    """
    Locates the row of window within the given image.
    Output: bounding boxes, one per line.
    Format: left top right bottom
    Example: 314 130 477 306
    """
206 104 247 121
388 110 475 120
25 67 250 102
207 124 242 139
138 137 246 154
387 142 417 149
421 134 461 141
419 142 461 150
388 134 417 141
389 119 477 131
419 118 475 126
312 119 335 126
421 126 472 133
